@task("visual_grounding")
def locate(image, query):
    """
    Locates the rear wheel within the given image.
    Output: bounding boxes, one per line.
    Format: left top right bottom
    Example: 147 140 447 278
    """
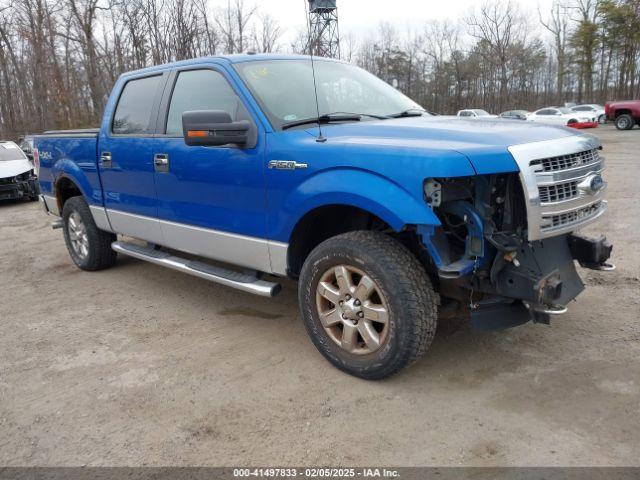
62 196 117 271
615 114 634 130
298 231 438 380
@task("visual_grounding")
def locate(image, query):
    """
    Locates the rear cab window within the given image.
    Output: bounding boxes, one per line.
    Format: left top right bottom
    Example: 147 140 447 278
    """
112 75 163 135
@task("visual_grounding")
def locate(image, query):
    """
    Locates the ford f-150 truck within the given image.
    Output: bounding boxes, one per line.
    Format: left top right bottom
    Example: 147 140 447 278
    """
35 54 614 379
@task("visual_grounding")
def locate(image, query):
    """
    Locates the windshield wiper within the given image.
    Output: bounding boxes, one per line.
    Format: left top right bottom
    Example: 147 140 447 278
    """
282 113 362 130
388 108 427 118
328 111 389 120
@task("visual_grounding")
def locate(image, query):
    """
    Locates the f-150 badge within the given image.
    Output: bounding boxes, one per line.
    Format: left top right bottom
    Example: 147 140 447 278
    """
268 160 308 170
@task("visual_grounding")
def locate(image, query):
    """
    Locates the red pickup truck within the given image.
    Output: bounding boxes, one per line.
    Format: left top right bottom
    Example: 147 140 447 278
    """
605 100 640 130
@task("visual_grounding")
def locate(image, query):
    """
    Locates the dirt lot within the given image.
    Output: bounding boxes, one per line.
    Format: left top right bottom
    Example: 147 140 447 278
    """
0 125 639 467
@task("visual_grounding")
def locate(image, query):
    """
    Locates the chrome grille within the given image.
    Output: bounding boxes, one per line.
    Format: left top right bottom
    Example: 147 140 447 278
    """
530 148 600 172
539 181 578 203
546 201 603 229
508 137 608 241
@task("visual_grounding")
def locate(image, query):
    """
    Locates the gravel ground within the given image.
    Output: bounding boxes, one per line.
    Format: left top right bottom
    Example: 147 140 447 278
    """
0 125 638 467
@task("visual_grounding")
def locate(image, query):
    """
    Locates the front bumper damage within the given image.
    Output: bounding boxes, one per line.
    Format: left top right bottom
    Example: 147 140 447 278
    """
469 233 613 330
0 175 38 201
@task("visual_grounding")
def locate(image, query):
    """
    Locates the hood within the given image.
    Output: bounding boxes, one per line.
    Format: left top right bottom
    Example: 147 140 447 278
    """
312 116 583 175
0 159 33 179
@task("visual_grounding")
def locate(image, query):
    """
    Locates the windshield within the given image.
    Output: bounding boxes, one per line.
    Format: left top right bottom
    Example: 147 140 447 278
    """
0 143 27 162
235 59 425 130
473 110 491 116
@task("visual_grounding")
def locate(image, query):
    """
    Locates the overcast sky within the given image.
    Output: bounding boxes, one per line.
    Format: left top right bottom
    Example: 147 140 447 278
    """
212 0 558 47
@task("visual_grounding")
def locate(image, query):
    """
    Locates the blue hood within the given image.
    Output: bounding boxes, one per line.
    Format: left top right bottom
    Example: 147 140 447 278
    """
312 116 585 175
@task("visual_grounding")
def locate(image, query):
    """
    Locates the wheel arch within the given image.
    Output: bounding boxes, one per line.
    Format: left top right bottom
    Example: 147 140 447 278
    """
614 109 632 118
280 171 441 277
287 204 390 277
54 175 84 213
52 158 95 212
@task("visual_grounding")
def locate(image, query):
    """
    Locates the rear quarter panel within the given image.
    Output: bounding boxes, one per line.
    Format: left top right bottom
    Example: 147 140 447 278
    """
35 135 102 205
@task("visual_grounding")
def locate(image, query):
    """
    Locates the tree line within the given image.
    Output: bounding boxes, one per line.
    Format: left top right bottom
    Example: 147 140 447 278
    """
0 0 639 140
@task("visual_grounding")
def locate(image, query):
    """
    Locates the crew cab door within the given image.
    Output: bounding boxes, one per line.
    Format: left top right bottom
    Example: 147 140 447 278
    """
98 72 168 243
151 66 270 272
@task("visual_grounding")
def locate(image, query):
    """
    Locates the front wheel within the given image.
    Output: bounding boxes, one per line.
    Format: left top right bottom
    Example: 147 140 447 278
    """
298 231 438 380
615 114 634 130
598 114 606 124
62 196 117 271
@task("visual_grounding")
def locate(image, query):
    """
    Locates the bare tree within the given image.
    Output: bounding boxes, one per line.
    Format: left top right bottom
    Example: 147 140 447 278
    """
216 0 257 54
540 1 571 103
251 13 282 53
467 0 525 111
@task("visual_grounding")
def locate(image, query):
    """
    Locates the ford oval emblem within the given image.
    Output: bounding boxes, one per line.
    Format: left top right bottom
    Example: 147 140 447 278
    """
590 175 604 192
578 174 605 195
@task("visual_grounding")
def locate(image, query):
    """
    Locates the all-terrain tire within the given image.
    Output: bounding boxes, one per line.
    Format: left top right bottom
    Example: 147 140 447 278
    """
298 231 438 380
615 114 634 130
62 196 117 271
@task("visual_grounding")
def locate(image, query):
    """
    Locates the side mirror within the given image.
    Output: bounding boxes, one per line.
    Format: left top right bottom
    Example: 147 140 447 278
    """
182 110 250 147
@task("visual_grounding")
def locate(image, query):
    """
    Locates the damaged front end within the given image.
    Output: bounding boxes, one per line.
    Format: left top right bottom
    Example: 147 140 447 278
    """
418 136 614 330
0 171 39 201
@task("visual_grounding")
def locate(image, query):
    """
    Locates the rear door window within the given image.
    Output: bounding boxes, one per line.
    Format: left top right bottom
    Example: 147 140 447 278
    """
165 69 241 136
112 75 162 134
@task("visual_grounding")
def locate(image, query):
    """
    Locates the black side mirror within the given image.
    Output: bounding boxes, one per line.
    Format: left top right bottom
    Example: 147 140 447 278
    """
182 110 250 147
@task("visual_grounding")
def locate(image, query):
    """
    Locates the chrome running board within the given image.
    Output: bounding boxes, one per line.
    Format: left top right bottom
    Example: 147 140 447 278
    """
112 241 281 297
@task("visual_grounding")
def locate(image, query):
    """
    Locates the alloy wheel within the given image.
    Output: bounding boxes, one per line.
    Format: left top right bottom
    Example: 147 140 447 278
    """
315 265 390 355
67 211 89 259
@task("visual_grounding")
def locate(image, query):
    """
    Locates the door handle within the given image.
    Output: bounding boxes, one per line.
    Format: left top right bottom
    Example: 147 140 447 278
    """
101 152 112 168
154 153 169 173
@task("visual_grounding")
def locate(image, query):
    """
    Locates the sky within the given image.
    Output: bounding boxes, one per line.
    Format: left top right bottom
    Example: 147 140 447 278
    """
212 0 558 46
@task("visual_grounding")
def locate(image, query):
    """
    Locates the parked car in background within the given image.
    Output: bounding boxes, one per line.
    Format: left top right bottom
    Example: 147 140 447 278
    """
18 135 36 163
572 104 606 124
605 100 640 130
457 109 498 118
0 141 39 201
499 110 529 120
528 107 598 129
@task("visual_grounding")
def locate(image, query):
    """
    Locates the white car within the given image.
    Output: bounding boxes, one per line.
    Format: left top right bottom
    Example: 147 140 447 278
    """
457 109 498 118
571 104 606 124
527 107 597 128
0 141 39 201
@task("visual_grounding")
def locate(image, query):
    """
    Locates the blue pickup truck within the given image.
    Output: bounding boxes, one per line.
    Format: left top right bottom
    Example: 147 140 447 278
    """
35 54 614 379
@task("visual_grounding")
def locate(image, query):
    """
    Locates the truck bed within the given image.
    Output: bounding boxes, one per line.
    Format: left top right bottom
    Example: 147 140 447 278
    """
35 129 102 207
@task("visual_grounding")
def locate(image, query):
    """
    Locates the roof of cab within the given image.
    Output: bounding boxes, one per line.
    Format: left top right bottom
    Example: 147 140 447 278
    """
120 53 343 80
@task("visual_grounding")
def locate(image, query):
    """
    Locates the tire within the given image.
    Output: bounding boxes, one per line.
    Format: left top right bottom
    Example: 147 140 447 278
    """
598 114 606 124
62 196 117 271
298 231 438 380
615 114 634 130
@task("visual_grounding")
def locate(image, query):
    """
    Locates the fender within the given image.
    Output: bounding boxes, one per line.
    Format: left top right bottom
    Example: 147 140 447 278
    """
276 168 441 242
52 158 103 206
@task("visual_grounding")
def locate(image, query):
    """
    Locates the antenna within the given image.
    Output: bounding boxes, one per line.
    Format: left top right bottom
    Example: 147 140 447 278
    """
304 0 327 143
